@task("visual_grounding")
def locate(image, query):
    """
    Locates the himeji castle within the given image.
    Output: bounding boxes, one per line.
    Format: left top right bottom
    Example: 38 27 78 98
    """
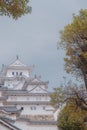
0 57 58 130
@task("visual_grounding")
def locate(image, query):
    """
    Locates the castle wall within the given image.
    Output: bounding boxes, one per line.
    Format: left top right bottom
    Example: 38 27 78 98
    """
0 124 11 130
6 69 29 78
15 121 58 130
16 104 54 115
7 95 50 102
0 58 58 130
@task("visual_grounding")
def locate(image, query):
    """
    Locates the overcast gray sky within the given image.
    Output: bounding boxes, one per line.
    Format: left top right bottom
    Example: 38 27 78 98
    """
0 0 87 90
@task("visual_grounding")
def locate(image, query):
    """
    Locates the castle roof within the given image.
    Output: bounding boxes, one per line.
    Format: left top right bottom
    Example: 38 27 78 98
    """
5 91 51 96
0 106 22 114
17 117 57 125
0 57 34 77
4 101 50 105
6 58 33 71
0 117 21 130
22 76 49 90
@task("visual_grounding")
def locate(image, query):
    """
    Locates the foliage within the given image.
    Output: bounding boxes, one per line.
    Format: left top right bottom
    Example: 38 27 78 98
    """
51 85 87 129
0 0 32 19
51 83 87 111
59 9 87 89
50 87 65 108
51 9 87 130
58 101 87 130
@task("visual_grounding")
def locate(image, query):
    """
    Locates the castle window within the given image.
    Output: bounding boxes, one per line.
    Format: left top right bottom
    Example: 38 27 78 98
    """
27 97 29 100
11 96 14 100
16 72 18 76
21 107 24 110
45 96 48 100
36 96 41 101
43 106 45 110
20 72 22 76
30 106 36 110
30 107 33 110
12 72 14 75
34 106 36 110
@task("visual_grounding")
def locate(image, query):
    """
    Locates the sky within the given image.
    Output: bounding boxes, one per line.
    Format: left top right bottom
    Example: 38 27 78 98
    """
0 0 87 90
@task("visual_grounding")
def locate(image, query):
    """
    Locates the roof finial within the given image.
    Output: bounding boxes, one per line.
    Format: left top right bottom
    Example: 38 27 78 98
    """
2 64 4 68
35 74 37 78
16 55 19 60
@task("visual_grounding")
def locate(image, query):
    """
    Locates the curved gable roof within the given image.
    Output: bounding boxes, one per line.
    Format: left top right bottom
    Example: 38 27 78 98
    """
10 59 26 67
0 117 21 130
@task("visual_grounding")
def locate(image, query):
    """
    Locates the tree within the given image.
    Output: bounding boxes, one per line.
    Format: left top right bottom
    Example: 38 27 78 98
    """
50 87 65 108
59 9 87 90
51 82 87 110
0 0 32 19
50 85 87 129
51 9 87 129
58 101 87 130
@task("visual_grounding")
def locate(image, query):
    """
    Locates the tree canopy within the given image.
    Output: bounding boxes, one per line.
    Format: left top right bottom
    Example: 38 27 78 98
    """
59 9 87 89
0 0 32 19
58 101 87 130
50 87 65 108
50 9 87 130
50 84 87 129
51 84 87 111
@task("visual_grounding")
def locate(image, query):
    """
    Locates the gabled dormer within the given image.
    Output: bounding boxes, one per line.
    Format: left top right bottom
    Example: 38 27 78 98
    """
0 57 34 89
2 56 33 78
22 75 49 92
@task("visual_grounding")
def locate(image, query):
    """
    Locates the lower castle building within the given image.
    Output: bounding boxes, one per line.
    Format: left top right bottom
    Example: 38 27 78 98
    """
0 57 58 130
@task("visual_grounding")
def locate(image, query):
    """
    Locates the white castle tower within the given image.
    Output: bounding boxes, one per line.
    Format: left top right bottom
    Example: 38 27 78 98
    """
0 57 58 130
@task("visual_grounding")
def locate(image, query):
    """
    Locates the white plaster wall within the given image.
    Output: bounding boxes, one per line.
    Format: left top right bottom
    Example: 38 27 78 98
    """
27 85 48 93
6 69 29 77
0 124 11 130
4 114 16 120
28 125 58 130
17 105 54 115
0 102 3 106
0 91 2 96
12 81 24 90
15 121 58 130
13 83 23 90
5 80 24 89
7 95 50 102
27 85 35 91
0 112 16 120
0 91 3 106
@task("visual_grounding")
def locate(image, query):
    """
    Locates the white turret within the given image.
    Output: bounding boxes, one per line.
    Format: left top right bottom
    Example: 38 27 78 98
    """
0 56 33 89
0 57 58 130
